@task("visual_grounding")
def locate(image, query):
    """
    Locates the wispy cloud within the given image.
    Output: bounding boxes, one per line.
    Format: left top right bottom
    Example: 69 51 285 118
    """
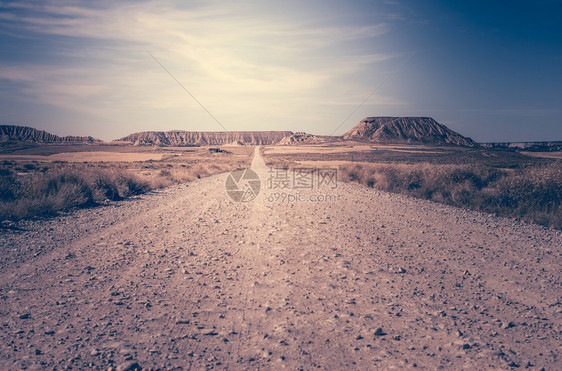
0 0 404 136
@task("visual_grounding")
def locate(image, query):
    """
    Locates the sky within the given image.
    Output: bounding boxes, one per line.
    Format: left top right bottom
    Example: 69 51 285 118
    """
0 0 561 142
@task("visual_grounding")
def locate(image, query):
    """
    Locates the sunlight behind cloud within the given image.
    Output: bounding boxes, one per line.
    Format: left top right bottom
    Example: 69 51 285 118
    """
0 0 405 139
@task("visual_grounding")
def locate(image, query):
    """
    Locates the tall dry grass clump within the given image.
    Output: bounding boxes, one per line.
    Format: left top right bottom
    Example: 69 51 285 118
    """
340 161 562 229
492 162 561 227
0 168 150 220
150 163 236 185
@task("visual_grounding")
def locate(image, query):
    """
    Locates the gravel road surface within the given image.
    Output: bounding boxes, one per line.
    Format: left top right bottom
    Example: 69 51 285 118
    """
1 148 561 370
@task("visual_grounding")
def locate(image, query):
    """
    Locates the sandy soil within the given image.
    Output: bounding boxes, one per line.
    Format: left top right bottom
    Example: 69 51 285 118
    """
0 152 174 162
0 148 560 370
521 151 562 160
263 144 447 156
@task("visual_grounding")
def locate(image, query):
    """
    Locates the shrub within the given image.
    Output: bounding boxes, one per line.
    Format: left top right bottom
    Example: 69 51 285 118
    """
114 172 150 197
0 153 251 221
159 169 172 177
0 168 151 221
339 161 562 229
0 169 16 201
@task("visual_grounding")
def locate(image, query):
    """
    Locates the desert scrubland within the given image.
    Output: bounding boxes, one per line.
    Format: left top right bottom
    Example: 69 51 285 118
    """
262 143 562 229
0 147 560 370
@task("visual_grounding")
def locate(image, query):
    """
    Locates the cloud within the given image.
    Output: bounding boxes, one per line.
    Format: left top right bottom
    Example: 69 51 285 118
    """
0 0 399 133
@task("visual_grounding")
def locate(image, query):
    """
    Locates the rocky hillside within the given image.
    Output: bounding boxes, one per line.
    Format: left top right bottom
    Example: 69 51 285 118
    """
118 130 294 146
481 141 562 152
343 117 476 146
277 132 335 145
0 125 101 144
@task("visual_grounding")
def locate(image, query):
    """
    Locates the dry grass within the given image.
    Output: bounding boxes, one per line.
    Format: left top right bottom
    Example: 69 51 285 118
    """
520 151 562 159
150 162 243 187
0 167 150 220
261 144 562 229
338 162 562 229
0 151 169 162
0 146 253 221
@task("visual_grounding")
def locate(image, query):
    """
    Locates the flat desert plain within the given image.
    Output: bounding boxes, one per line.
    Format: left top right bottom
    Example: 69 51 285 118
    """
1 146 561 370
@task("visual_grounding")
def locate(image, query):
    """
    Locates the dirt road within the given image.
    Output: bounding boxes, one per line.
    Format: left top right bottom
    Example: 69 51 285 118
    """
1 148 561 370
